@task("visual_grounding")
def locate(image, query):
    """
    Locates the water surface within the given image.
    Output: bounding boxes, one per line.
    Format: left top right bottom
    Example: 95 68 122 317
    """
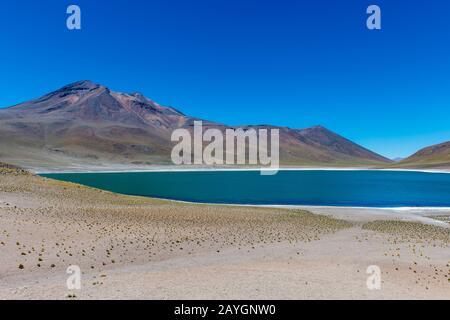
41 170 450 207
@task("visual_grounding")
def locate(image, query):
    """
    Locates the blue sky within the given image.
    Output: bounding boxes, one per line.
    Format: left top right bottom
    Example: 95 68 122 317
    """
1 0 449 159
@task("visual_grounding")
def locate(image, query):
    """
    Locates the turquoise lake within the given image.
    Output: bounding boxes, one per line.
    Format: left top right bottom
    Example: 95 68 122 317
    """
40 170 450 208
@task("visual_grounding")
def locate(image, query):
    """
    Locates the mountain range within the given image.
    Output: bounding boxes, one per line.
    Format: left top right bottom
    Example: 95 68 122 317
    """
0 80 447 171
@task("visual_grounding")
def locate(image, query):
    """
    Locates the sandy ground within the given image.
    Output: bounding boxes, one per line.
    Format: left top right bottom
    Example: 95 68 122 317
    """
0 166 449 300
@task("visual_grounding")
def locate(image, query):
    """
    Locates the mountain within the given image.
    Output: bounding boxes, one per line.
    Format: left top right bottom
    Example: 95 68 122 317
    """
394 141 450 169
0 80 391 170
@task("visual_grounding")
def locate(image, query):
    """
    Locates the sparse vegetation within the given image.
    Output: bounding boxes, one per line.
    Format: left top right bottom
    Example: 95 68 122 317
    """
1 164 449 299
362 220 449 244
1 165 350 288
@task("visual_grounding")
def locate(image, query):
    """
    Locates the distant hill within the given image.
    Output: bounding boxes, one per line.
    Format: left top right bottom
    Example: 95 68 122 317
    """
0 80 391 170
394 141 450 169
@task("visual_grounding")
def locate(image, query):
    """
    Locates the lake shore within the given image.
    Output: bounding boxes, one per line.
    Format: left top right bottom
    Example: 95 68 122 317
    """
33 164 450 174
1 166 449 299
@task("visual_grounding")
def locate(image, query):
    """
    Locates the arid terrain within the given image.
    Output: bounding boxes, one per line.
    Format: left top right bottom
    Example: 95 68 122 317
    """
391 141 450 169
0 164 448 299
0 80 393 171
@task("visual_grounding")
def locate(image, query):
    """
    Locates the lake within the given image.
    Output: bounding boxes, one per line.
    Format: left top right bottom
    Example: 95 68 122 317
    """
40 170 450 208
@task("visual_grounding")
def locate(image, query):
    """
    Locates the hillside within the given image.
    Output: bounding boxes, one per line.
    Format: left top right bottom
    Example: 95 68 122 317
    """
394 141 450 169
0 80 391 171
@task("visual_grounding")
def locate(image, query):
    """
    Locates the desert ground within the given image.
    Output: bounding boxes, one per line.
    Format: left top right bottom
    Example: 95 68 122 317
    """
0 164 448 299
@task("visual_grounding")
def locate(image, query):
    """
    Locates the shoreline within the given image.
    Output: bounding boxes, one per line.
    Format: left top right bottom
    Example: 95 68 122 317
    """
126 195 450 212
36 166 450 175
70 194 450 227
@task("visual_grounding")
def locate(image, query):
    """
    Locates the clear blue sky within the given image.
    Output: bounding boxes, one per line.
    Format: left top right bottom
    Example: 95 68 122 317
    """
1 0 449 159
